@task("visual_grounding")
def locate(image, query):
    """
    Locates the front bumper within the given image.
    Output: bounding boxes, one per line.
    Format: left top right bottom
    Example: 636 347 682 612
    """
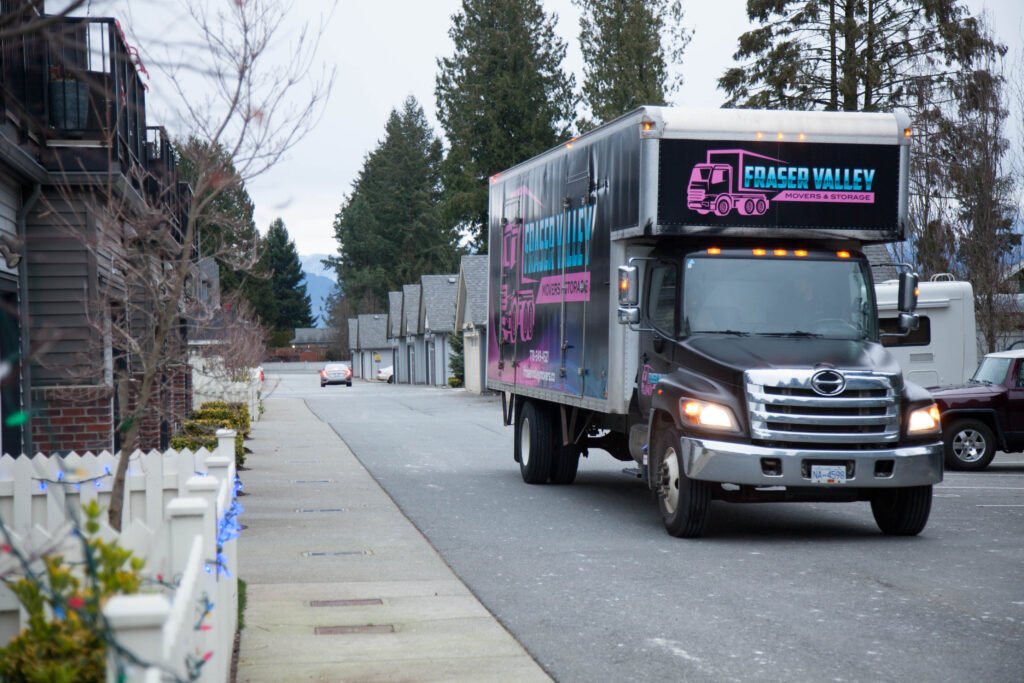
680 437 943 488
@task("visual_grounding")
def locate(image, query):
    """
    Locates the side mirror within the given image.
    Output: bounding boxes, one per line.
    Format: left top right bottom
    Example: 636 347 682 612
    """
618 307 640 325
897 271 919 313
898 311 919 333
618 265 638 306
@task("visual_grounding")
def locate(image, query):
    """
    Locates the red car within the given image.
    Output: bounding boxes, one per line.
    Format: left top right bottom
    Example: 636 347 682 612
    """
320 363 352 388
930 350 1024 470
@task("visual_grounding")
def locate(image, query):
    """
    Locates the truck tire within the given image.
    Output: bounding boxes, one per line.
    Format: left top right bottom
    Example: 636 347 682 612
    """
943 419 996 471
714 197 731 216
653 426 711 538
516 400 554 484
870 485 932 536
549 444 580 485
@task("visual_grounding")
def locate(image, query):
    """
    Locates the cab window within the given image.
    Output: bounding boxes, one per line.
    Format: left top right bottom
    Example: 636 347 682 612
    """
647 263 678 335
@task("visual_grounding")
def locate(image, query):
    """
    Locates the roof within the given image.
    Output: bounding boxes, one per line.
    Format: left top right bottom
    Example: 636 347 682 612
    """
403 284 422 336
347 318 359 351
420 274 459 334
388 291 403 339
985 349 1024 359
289 327 336 345
863 244 898 283
357 313 389 349
455 255 488 328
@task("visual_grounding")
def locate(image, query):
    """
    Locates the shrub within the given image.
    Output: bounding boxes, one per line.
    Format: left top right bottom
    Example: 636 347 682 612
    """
0 501 144 683
448 376 463 388
172 413 245 466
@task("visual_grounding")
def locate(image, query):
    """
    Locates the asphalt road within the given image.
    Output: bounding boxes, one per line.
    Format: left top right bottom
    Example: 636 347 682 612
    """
268 372 1024 682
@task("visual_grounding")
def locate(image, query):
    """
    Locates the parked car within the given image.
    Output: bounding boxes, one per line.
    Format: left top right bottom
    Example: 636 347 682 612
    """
320 363 352 388
376 365 394 383
931 350 1024 470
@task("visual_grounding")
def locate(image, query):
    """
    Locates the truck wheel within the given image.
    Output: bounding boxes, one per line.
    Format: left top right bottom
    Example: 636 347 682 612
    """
653 426 711 538
516 401 554 484
943 419 996 471
754 197 768 215
870 485 932 536
714 197 731 216
549 444 579 485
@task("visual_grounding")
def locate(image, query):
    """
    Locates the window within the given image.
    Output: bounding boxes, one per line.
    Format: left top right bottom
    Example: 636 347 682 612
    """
880 316 931 347
647 264 678 335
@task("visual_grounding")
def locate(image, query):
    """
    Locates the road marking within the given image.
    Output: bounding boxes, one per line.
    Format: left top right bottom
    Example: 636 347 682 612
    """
937 486 1024 490
976 504 1024 508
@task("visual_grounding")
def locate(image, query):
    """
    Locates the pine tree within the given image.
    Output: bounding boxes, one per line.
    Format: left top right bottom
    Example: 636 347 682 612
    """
260 218 314 330
447 330 464 386
176 137 273 315
718 0 999 112
330 97 459 311
436 0 576 252
574 0 691 128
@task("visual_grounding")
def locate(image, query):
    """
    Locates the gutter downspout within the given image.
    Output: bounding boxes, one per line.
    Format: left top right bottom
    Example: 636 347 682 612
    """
16 183 41 456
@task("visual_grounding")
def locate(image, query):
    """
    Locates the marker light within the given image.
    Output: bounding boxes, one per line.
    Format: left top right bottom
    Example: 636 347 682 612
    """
836 251 851 259
794 249 808 257
904 127 913 138
777 132 784 140
907 404 941 434
566 137 577 149
752 248 767 256
680 399 739 432
642 120 655 132
756 132 764 140
707 247 721 255
490 174 501 184
773 249 787 257
798 133 806 141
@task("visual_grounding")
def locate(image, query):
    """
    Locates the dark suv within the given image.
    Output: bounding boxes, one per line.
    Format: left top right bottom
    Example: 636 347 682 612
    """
930 350 1024 470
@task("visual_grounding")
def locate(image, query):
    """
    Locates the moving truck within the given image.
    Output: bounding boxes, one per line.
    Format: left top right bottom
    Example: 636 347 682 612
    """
487 106 943 538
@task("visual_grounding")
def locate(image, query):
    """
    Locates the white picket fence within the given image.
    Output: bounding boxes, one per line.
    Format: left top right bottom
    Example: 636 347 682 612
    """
0 430 240 682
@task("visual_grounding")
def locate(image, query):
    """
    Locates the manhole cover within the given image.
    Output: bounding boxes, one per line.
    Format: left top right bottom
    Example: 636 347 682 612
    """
310 599 383 607
302 550 372 557
315 625 394 635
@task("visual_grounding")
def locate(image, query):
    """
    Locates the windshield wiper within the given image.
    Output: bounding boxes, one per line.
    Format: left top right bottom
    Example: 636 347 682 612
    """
690 329 751 336
756 331 823 338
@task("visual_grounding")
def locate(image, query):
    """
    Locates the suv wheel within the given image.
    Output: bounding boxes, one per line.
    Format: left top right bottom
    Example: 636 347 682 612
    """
943 418 996 471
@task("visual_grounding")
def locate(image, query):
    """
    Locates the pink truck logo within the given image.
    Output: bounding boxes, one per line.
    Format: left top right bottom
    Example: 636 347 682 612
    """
686 149 782 217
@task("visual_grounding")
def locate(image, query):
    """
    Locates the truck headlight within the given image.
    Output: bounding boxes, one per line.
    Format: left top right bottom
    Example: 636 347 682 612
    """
907 404 941 435
680 399 739 432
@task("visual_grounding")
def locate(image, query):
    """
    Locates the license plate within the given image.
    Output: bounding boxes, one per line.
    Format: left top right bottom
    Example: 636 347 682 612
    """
811 465 847 484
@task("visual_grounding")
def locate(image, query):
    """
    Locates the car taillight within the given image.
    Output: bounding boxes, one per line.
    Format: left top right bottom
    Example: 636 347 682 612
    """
320 370 326 377
346 368 352 377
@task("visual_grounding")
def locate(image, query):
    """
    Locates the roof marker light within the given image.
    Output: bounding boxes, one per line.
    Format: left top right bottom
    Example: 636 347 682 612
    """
756 132 764 140
798 133 806 141
794 249 808 257
904 127 913 138
707 247 721 255
776 132 784 140
752 248 767 256
836 250 851 259
773 249 787 256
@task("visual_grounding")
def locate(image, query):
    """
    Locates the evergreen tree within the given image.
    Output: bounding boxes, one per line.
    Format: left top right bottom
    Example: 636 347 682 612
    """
176 137 273 317
574 0 691 128
447 330 464 386
436 0 576 252
330 97 458 311
718 1 999 112
260 218 314 330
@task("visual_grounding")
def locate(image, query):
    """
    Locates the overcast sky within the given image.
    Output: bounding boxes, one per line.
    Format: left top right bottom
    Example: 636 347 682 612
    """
88 1 1024 258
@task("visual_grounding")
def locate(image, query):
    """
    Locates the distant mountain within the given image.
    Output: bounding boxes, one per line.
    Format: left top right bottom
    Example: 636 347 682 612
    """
303 271 337 328
300 253 335 282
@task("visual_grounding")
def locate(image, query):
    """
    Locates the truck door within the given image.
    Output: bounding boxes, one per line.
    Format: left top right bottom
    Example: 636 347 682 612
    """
1006 359 1024 442
562 147 592 396
637 260 679 418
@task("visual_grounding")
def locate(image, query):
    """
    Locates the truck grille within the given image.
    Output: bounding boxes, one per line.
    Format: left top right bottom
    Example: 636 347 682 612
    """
745 369 899 447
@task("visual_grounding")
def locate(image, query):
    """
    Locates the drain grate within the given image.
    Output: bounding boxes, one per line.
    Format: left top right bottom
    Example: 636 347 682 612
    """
315 625 394 635
302 550 372 557
290 479 334 484
295 508 347 513
310 599 383 607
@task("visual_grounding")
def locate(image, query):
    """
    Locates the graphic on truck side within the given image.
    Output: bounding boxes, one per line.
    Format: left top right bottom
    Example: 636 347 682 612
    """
498 189 595 346
687 148 879 217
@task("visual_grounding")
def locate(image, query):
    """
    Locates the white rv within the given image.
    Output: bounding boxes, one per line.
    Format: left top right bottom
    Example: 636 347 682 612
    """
876 278 977 387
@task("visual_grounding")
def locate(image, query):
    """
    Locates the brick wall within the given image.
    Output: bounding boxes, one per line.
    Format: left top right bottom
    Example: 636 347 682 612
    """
30 385 114 454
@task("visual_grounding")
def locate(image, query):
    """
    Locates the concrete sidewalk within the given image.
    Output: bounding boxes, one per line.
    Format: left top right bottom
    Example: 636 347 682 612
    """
236 398 551 682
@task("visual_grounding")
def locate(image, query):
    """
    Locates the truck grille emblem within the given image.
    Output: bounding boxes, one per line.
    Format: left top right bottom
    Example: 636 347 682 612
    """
811 370 846 396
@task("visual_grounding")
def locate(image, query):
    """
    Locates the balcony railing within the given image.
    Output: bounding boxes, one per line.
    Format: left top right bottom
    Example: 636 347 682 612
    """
0 11 193 247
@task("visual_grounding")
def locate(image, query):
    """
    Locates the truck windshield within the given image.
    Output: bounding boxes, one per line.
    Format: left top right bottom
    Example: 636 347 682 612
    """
970 357 1011 385
681 255 877 340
